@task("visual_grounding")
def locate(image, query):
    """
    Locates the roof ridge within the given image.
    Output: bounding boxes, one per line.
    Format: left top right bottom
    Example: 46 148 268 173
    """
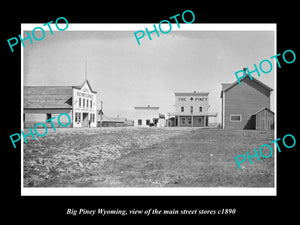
222 76 273 93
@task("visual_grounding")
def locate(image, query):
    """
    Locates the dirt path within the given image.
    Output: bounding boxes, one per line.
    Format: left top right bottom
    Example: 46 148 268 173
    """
23 127 193 187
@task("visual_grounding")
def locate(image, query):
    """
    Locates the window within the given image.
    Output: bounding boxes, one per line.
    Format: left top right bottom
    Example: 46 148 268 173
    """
138 119 142 125
181 117 186 124
83 99 85 108
179 98 186 101
199 106 202 112
87 99 89 108
197 118 202 124
146 119 150 125
90 100 92 108
230 114 242 122
188 117 192 124
190 106 193 114
79 98 81 107
75 113 81 122
181 106 184 112
90 113 95 122
46 113 51 120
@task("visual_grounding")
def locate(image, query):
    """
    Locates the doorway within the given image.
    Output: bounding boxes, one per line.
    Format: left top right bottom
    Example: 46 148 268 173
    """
82 113 89 127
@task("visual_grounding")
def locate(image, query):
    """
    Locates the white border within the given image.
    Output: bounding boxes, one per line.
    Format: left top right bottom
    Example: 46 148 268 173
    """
21 23 277 196
21 23 276 31
22 187 275 196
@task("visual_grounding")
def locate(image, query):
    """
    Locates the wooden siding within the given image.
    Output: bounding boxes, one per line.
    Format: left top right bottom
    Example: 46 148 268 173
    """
223 77 271 129
23 110 73 129
24 86 73 109
255 108 274 130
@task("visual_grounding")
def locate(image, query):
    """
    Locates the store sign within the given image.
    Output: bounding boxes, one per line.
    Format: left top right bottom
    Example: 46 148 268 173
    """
77 91 93 99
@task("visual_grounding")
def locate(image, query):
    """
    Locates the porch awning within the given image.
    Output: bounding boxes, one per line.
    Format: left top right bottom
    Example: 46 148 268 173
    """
168 112 218 117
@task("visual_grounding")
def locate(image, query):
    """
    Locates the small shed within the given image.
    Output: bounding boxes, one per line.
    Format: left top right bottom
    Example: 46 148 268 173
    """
253 107 274 130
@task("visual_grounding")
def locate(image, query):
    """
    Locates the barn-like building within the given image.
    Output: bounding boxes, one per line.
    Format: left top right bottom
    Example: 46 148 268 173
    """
23 80 97 128
221 74 274 130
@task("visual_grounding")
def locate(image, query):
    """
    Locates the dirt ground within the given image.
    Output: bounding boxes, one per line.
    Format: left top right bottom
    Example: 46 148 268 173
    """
23 127 274 187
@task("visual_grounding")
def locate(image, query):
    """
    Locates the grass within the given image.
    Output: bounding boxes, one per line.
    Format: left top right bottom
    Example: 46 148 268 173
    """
23 127 274 187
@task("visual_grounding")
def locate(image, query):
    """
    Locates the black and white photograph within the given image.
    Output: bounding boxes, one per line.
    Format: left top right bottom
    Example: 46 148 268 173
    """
3 6 298 221
21 24 276 195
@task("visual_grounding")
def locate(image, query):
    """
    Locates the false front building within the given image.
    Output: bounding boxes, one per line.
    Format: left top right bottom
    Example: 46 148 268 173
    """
168 91 217 127
133 105 166 127
24 80 97 128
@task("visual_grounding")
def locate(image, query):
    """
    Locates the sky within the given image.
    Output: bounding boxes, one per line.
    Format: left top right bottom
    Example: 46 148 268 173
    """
23 26 275 122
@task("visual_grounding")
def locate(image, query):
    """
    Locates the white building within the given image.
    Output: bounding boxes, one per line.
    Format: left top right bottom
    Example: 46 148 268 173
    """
168 91 217 127
133 105 165 127
72 80 97 128
24 79 97 128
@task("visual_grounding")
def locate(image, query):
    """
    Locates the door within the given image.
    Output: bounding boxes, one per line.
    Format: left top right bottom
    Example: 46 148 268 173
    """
82 113 89 127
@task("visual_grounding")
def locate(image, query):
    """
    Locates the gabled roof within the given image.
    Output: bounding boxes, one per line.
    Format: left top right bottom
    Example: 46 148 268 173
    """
252 107 274 115
24 86 73 109
221 83 231 91
24 80 97 109
72 79 97 94
221 76 273 98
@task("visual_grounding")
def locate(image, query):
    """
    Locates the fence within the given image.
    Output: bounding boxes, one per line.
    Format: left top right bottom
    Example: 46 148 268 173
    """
97 121 133 127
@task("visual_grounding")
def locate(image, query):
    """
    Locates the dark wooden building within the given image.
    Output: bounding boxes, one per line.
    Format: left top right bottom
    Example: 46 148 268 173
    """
253 107 274 130
220 75 274 130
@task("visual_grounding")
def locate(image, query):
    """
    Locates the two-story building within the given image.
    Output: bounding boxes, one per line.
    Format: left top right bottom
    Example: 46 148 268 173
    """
220 71 274 130
23 79 97 128
168 91 217 127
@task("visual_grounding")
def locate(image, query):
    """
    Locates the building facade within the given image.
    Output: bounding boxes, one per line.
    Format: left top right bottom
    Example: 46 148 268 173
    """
168 91 217 127
24 80 97 128
133 105 164 127
72 80 97 128
221 75 273 130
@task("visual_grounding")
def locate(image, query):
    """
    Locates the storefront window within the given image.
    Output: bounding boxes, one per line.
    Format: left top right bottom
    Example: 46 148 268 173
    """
75 113 81 122
90 113 95 122
181 117 185 124
138 119 142 125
